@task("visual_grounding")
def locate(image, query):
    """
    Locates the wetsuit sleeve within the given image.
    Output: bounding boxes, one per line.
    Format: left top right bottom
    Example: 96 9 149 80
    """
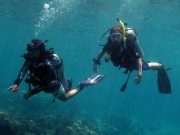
133 38 144 59
101 43 109 53
14 60 29 86
97 43 108 60
126 29 144 59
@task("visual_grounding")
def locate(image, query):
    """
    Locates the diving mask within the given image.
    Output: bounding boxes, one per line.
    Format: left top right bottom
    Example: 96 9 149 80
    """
109 31 123 44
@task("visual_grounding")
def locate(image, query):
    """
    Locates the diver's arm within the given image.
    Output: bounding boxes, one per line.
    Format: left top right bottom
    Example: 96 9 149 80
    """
9 61 29 92
24 88 42 100
93 48 106 72
131 35 143 84
14 60 29 86
95 48 106 63
127 28 144 58
135 57 142 84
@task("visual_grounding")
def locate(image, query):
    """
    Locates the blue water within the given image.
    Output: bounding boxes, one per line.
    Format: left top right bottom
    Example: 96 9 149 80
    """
0 0 180 134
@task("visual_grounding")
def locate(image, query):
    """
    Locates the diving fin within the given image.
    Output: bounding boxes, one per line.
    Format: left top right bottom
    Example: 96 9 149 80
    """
157 66 171 94
80 73 106 88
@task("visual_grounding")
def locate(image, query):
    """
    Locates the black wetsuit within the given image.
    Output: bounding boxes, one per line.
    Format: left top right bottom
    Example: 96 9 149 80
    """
14 52 66 95
102 28 147 70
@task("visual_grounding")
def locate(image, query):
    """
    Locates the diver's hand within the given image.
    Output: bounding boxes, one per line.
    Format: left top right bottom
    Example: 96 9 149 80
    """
134 73 142 84
8 84 19 92
23 91 31 100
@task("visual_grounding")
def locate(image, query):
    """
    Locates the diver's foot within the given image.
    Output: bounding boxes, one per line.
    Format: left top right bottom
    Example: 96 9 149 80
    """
77 83 86 91
159 63 172 71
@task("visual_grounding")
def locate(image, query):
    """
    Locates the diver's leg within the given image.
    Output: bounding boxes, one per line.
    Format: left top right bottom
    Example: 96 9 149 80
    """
63 87 82 100
147 62 163 70
56 63 72 91
140 61 163 71
54 84 83 102
61 72 72 90
24 87 43 100
55 73 106 101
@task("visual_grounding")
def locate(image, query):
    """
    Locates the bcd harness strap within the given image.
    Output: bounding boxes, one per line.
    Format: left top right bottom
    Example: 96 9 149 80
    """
25 57 62 102
120 70 132 92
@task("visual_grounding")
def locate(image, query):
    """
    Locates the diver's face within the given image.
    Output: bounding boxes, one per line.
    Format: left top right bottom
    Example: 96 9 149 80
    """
109 31 123 45
30 50 41 59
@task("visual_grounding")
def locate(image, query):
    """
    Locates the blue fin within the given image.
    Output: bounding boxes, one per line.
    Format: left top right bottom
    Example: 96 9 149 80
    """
80 73 106 87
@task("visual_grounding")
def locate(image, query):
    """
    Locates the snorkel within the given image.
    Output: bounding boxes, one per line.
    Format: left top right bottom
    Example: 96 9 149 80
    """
116 16 126 46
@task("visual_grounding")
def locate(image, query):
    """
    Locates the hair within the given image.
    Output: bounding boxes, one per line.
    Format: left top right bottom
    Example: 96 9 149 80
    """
27 39 45 52
32 39 45 50
110 25 123 34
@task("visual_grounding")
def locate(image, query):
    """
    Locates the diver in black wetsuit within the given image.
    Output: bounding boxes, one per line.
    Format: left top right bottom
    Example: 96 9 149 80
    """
93 18 171 93
8 39 91 101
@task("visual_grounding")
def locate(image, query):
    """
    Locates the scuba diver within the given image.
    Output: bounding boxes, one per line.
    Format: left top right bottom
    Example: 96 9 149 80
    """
93 17 171 93
8 39 105 102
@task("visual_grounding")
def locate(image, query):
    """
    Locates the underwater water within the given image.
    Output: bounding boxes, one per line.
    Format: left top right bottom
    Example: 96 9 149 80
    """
0 0 180 134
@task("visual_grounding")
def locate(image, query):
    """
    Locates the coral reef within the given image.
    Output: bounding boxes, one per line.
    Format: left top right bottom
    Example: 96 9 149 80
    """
57 120 98 135
0 109 179 135
0 110 99 135
95 113 180 135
